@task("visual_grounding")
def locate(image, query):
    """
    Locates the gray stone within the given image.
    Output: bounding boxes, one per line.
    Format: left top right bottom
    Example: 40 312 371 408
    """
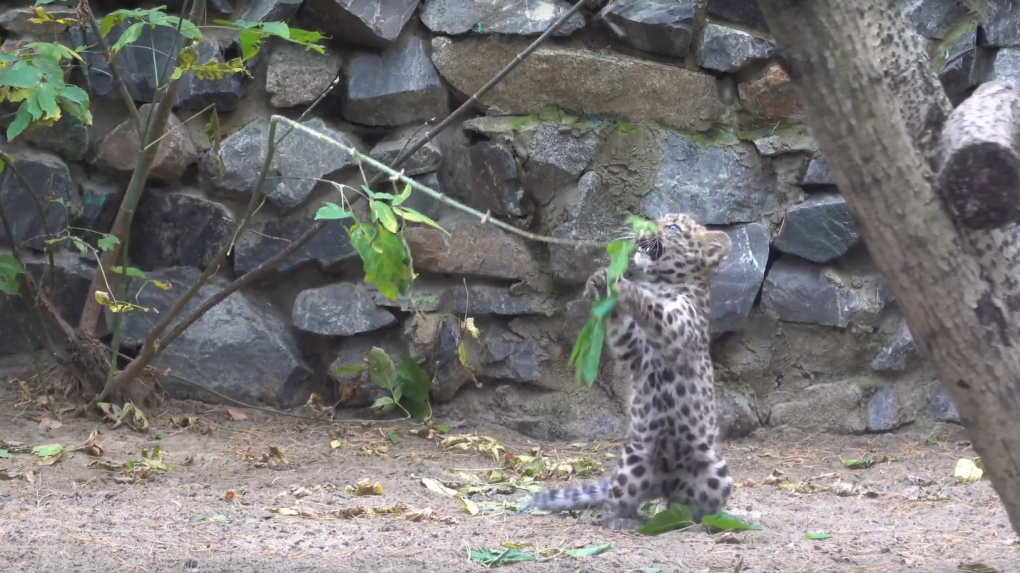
421 0 584 36
872 317 917 371
292 283 397 337
521 124 599 206
430 36 726 131
0 151 78 251
642 132 777 225
374 282 557 316
717 390 760 440
774 193 859 263
367 125 443 178
595 0 697 58
431 315 473 401
204 117 366 209
752 130 817 157
770 380 867 434
802 156 835 186
988 48 1020 92
403 214 540 280
928 383 961 424
710 223 770 334
706 0 769 32
234 213 358 277
696 23 774 73
129 191 233 271
459 141 528 218
867 385 902 432
406 172 450 222
0 253 95 356
761 256 886 328
901 0 970 40
329 330 406 407
986 0 1020 47
75 178 120 239
476 325 549 383
176 41 245 112
937 26 994 103
19 115 91 162
238 0 303 23
304 0 421 49
71 21 182 104
114 266 314 408
738 63 806 124
343 31 449 127
96 104 200 186
547 171 616 284
266 43 344 109
0 5 77 35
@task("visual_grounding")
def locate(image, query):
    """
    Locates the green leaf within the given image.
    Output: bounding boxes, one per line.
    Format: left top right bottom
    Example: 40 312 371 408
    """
348 223 413 301
434 424 450 434
393 206 447 233
111 22 146 54
0 253 23 277
840 455 875 469
97 234 120 251
110 266 147 279
401 399 431 421
606 239 635 284
56 84 89 105
465 547 536 567
387 432 400 444
582 320 604 384
700 511 761 532
397 357 432 403
627 215 658 235
158 16 203 40
0 449 13 459
565 543 613 558
32 443 64 458
367 347 398 392
6 105 32 141
238 29 261 61
804 532 832 540
370 200 399 233
645 569 663 573
260 22 290 39
371 396 395 414
361 185 394 201
332 364 363 376
314 202 353 221
392 183 412 206
636 504 695 536
591 296 616 319
0 61 42 88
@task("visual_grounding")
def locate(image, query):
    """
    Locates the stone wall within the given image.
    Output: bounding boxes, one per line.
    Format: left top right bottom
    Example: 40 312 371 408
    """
0 0 1003 440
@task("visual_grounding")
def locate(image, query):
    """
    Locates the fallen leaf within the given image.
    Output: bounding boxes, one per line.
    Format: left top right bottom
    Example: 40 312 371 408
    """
37 417 61 433
701 511 761 532
34 450 70 465
269 506 316 517
637 504 695 536
958 562 1000 573
406 507 434 522
344 478 383 496
330 439 342 449
421 477 457 497
954 458 983 483
32 444 63 458
0 450 13 459
841 455 876 469
465 547 536 567
458 494 479 515
805 532 832 540
387 432 400 444
227 408 248 421
565 543 612 558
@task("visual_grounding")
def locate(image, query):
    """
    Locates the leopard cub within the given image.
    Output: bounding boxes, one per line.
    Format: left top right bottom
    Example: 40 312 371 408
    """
520 213 734 530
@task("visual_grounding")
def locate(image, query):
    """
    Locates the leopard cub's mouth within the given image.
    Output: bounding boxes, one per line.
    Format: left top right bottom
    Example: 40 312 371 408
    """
635 235 663 263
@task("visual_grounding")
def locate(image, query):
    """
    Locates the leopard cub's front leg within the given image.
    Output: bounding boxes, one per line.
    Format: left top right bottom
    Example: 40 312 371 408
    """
584 268 609 300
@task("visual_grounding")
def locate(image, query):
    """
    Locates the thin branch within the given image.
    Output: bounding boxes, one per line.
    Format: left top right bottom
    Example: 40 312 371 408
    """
0 154 57 284
85 11 143 134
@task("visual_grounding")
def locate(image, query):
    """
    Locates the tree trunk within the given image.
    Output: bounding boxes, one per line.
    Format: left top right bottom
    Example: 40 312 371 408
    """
756 0 1020 534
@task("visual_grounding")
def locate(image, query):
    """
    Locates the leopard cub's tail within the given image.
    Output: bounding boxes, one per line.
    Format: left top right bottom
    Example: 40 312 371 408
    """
517 478 611 513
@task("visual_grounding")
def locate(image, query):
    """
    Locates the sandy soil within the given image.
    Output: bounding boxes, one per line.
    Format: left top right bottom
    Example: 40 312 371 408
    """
0 377 1016 573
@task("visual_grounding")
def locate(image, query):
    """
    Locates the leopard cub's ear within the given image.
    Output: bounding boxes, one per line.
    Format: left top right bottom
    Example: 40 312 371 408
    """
699 230 731 267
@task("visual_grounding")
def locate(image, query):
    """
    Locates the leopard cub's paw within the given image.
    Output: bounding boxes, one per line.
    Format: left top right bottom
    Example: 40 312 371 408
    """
584 269 608 300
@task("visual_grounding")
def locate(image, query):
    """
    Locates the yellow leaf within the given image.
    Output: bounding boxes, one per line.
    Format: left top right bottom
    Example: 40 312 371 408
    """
463 317 480 339
954 458 983 483
344 478 383 496
458 494 479 515
151 279 172 290
421 477 457 497
94 290 113 307
457 342 470 369
330 439 342 449
270 507 301 516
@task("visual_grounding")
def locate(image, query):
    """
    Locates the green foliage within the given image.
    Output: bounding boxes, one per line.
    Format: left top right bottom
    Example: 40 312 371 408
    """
314 203 353 221
0 41 92 140
349 222 413 302
805 532 832 540
364 348 434 421
464 543 613 567
637 504 761 536
214 19 327 61
0 253 24 296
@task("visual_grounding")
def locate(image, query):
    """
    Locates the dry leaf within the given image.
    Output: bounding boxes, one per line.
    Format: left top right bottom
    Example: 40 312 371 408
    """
227 408 248 421
38 417 62 433
421 477 457 497
344 478 383 496
406 507 434 522
11 379 31 403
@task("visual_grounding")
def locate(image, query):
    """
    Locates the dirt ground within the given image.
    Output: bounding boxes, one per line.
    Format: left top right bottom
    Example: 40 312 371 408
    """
0 378 1016 573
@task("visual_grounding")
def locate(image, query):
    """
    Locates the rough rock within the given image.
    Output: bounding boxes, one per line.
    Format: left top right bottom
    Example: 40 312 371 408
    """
421 0 585 36
752 129 817 156
987 48 1020 91
234 213 358 276
872 317 917 371
547 171 618 284
936 26 993 103
706 0 769 32
927 383 960 424
774 193 859 263
403 313 442 362
304 0 421 49
458 141 528 218
374 282 557 316
329 330 406 407
266 43 343 109
901 0 970 40
403 214 540 280
431 36 725 131
521 124 599 206
0 5 77 35
710 223 770 334
431 315 473 401
129 191 233 271
738 63 806 124
866 384 908 432
476 324 548 383
0 253 96 356
343 31 449 126
367 125 443 178
717 390 760 440
19 115 91 162
761 256 887 328
801 156 835 186
95 104 200 185
292 283 397 337
0 151 78 251
406 172 451 222
594 0 697 58
238 0 303 22
176 41 245 112
770 380 867 434
203 116 366 209
71 21 182 104
696 23 774 73
114 267 314 408
75 178 120 239
642 132 777 225
986 0 1020 47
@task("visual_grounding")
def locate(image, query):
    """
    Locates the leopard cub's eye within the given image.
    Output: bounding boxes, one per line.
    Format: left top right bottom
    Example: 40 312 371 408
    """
666 224 680 232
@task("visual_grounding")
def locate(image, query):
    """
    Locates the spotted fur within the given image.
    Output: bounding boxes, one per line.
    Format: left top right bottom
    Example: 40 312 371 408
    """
521 214 735 530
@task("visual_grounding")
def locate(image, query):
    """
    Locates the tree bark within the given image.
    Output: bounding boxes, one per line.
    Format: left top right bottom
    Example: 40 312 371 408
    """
757 0 1020 534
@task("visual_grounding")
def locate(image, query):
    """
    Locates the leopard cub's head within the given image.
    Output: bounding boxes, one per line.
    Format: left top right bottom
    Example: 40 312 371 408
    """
631 213 732 284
